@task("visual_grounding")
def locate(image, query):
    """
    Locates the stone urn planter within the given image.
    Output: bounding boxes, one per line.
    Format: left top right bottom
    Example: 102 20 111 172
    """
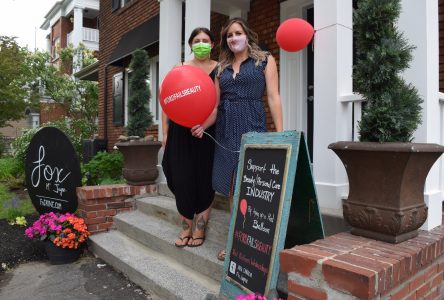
116 140 162 185
329 141 444 243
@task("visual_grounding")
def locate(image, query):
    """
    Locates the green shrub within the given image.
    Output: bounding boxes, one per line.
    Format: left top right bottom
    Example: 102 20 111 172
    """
83 151 123 185
11 118 96 172
126 49 153 137
11 127 39 173
0 157 23 180
353 0 422 142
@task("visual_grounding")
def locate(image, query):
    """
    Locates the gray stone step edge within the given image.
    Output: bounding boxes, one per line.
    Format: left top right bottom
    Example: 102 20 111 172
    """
114 210 224 282
89 230 219 300
136 195 230 246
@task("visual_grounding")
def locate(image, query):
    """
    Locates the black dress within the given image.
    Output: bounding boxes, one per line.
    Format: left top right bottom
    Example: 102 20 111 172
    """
161 67 216 220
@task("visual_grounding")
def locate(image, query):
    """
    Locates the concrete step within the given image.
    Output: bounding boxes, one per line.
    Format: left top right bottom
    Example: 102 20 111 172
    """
136 195 230 245
157 182 230 212
89 230 219 300
113 210 225 282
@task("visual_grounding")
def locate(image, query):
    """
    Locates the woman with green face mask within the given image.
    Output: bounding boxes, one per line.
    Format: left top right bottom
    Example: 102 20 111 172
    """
162 27 218 248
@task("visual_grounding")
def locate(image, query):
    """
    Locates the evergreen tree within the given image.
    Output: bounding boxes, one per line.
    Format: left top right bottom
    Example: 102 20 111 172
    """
126 49 153 138
353 0 422 142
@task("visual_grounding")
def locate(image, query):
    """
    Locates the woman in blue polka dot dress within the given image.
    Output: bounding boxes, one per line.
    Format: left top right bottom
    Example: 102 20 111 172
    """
192 18 283 260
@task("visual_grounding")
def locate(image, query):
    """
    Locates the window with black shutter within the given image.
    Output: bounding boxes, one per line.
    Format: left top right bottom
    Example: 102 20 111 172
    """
111 0 120 12
112 72 124 126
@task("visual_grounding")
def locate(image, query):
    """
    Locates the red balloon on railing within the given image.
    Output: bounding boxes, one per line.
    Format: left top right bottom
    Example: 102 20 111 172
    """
160 65 216 128
276 18 314 52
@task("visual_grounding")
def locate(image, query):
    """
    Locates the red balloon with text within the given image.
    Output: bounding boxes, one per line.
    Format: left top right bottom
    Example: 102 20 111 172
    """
160 65 216 128
276 18 314 52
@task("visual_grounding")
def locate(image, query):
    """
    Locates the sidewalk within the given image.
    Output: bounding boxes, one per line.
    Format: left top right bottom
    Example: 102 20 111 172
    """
0 252 153 300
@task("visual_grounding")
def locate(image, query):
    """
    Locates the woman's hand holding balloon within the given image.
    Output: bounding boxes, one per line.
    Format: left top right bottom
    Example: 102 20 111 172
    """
191 124 205 138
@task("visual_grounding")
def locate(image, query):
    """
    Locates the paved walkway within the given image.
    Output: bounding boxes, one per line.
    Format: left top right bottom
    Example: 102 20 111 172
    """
0 253 153 300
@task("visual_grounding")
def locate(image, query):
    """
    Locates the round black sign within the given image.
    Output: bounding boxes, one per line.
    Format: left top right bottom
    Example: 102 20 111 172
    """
25 127 81 214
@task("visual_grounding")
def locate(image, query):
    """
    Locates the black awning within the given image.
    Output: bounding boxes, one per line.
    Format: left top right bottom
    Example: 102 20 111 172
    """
108 15 159 66
74 60 99 81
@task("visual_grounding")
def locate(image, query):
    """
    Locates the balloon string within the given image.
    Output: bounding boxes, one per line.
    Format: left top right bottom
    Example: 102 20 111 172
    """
203 131 240 153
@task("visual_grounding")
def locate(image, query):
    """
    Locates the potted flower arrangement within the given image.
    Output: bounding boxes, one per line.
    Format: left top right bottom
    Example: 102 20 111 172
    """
25 212 90 264
115 49 161 185
328 0 444 243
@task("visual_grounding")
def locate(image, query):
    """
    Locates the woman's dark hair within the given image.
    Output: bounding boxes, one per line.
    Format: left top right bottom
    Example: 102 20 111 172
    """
188 27 215 45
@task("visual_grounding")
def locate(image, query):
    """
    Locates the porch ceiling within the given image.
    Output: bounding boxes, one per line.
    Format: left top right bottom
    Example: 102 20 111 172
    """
211 0 250 16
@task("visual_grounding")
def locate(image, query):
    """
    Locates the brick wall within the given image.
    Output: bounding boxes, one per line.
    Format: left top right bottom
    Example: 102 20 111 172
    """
39 102 67 125
76 183 157 234
248 0 281 131
98 0 284 149
280 229 444 299
98 0 160 150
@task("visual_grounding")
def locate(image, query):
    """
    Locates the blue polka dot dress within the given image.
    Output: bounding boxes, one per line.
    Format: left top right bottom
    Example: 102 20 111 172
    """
212 54 269 196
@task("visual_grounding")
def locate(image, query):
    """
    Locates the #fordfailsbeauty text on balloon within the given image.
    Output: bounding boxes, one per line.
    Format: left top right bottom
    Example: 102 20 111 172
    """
159 65 216 128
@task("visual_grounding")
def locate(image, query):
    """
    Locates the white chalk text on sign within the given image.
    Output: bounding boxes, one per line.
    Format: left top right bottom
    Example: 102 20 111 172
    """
228 148 286 295
31 145 71 209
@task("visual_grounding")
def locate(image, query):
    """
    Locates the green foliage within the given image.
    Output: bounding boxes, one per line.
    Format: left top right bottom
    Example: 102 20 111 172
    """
11 119 96 172
0 184 35 220
126 49 153 137
353 0 422 142
27 50 99 126
11 127 39 173
0 36 30 128
0 157 23 180
45 119 96 163
82 151 123 185
59 43 97 72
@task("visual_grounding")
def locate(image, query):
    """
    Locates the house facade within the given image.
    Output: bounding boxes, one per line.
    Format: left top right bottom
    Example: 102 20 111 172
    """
98 0 444 233
40 0 100 64
39 0 100 125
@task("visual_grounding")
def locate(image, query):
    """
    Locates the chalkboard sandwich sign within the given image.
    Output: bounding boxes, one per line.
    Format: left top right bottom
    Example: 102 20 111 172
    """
219 131 324 299
25 127 82 214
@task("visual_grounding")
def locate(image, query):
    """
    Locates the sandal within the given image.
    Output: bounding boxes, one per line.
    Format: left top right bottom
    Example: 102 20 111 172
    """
175 219 192 248
175 235 191 248
217 249 226 261
188 215 206 248
187 236 205 247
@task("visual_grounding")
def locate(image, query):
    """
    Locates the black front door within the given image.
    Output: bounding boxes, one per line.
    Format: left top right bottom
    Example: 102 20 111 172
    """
307 7 314 162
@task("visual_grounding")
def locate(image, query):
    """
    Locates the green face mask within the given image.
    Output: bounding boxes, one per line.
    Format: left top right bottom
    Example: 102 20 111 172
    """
192 42 212 59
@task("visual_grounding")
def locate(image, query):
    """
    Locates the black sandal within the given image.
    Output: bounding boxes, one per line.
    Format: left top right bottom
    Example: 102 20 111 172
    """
175 235 191 248
175 218 193 248
187 236 205 247
188 215 206 247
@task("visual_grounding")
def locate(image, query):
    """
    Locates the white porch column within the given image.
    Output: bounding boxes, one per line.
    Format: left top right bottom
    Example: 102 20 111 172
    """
398 0 442 230
184 0 211 61
72 7 84 47
158 0 183 184
72 7 84 73
313 0 353 217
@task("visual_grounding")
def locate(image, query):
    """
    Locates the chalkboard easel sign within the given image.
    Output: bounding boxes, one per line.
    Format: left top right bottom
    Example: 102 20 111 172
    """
219 131 324 299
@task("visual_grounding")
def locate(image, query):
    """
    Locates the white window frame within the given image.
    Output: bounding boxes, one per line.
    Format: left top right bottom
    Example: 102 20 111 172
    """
124 55 160 126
